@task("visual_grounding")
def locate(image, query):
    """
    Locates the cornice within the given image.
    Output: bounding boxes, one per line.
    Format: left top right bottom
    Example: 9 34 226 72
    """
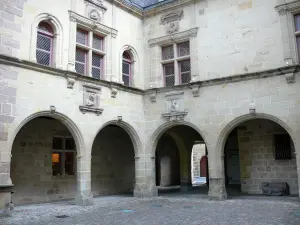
148 27 198 46
106 0 143 18
69 11 118 36
275 0 300 13
1 54 298 97
0 54 144 95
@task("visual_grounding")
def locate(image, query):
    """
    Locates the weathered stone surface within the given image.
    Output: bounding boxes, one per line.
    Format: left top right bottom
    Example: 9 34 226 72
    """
262 182 289 196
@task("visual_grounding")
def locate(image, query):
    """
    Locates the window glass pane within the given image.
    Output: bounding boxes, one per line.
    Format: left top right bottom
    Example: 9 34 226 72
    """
65 152 75 175
178 42 190 57
180 60 190 73
37 34 51 51
162 45 174 60
165 76 175 87
76 49 86 63
52 137 63 149
122 62 130 75
52 152 62 176
297 36 300 60
76 29 88 45
65 138 75 150
295 14 300 32
123 51 131 60
36 50 50 66
92 53 101 67
181 72 191 84
75 62 85 75
123 74 130 86
92 67 101 79
93 35 103 50
164 63 174 76
38 23 52 33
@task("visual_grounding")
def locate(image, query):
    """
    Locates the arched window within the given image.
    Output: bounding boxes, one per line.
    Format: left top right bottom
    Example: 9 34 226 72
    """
36 22 54 66
122 51 132 86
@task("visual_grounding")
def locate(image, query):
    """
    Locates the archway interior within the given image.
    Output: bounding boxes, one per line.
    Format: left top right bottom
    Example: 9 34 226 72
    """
224 119 298 196
155 125 207 194
191 142 208 186
11 117 77 205
91 125 135 196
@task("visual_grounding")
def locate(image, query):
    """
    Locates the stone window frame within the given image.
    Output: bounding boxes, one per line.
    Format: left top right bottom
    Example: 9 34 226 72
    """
75 26 106 79
52 136 76 177
161 41 191 87
148 27 198 88
30 13 64 69
69 11 118 81
119 45 139 87
275 1 300 65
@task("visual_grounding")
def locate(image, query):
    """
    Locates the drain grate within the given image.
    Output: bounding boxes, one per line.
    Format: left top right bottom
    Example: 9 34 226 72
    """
56 215 69 218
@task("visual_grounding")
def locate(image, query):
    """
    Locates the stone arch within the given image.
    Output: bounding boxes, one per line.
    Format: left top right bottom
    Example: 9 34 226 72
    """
93 120 142 156
119 45 139 87
216 113 296 156
150 121 208 156
30 13 64 68
8 111 84 157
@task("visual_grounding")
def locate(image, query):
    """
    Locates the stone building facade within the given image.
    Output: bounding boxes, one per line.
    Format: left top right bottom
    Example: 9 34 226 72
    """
1 0 300 207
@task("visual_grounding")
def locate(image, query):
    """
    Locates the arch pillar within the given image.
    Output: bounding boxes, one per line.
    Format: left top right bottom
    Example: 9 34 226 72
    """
207 144 227 200
75 152 93 206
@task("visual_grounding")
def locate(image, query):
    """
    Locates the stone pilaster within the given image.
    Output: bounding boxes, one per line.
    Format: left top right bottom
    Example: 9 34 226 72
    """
133 153 158 197
75 154 93 206
208 148 227 200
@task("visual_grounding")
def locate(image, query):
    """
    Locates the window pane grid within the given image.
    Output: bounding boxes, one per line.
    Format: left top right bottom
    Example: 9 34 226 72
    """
76 29 88 46
36 32 52 66
178 42 190 57
163 63 175 87
75 48 87 75
93 35 103 51
92 53 102 79
179 60 191 84
162 45 174 60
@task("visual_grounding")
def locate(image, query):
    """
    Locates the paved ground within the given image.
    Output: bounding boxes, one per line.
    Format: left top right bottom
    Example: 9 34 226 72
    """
1 195 300 225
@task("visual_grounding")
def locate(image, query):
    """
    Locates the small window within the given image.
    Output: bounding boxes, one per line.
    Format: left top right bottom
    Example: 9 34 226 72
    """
122 51 132 86
179 60 191 84
163 63 175 87
52 137 76 176
274 134 292 160
36 22 54 66
162 45 174 60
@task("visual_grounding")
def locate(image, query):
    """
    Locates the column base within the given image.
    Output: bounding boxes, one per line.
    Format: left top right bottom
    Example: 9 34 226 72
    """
75 191 93 206
134 186 158 198
180 182 192 192
208 178 227 201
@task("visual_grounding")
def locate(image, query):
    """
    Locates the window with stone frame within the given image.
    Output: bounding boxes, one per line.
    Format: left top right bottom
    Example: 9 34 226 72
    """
294 14 300 60
36 22 54 66
274 134 292 160
122 51 132 86
52 137 76 176
161 41 191 87
75 28 105 79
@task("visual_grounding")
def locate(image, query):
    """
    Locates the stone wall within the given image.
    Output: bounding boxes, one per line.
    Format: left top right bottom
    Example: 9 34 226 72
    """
91 125 135 196
156 135 180 186
191 144 205 178
238 119 298 195
11 117 77 205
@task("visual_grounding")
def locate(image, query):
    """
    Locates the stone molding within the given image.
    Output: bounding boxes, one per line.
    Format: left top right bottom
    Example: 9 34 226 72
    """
189 84 200 97
275 1 300 14
69 11 118 37
148 27 198 47
1 54 299 95
85 0 107 11
160 9 183 34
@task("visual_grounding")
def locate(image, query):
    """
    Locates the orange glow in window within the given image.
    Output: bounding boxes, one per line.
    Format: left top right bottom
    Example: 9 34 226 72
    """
52 153 60 163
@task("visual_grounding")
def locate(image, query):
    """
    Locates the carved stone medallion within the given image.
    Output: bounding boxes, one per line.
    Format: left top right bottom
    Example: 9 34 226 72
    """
160 10 183 35
162 91 187 121
79 83 103 115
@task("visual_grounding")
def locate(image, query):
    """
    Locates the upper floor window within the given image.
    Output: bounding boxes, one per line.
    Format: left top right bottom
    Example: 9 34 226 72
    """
161 41 190 87
294 14 300 60
75 28 105 79
122 51 132 86
36 22 54 66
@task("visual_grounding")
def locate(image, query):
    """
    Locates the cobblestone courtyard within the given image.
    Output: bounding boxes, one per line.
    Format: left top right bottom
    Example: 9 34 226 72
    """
1 195 300 225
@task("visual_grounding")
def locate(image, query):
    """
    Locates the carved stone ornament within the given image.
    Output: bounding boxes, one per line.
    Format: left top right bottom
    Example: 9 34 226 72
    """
149 92 157 103
160 10 183 34
89 9 101 21
83 0 107 24
162 91 188 121
190 84 200 97
79 83 103 115
285 72 295 83
111 86 118 98
66 74 76 89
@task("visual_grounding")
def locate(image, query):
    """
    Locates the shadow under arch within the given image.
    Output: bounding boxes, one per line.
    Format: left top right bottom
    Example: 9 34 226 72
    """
150 121 208 156
216 113 296 156
9 111 85 156
93 120 142 156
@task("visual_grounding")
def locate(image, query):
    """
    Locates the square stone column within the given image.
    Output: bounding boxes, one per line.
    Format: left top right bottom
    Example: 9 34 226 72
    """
207 147 227 200
133 153 158 197
180 149 192 192
75 154 93 206
295 151 300 199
